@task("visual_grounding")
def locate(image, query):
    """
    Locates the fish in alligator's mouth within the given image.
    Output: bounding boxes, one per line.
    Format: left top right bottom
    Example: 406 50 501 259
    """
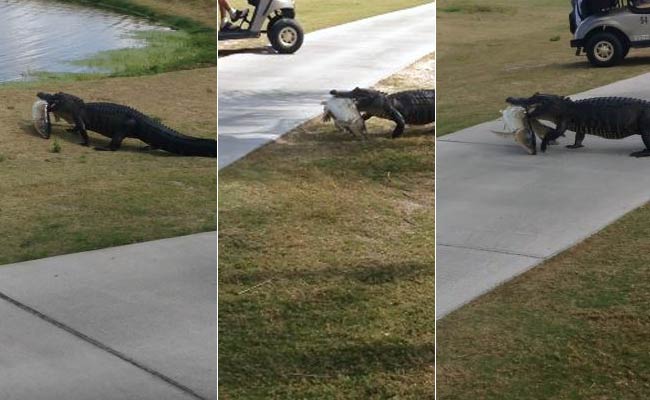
491 106 556 155
31 99 51 139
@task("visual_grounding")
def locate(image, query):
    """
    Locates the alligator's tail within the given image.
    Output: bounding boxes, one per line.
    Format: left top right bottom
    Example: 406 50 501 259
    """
141 120 217 158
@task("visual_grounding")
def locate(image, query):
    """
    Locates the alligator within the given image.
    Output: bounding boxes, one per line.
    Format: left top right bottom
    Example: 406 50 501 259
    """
36 92 217 157
329 88 435 138
506 93 650 157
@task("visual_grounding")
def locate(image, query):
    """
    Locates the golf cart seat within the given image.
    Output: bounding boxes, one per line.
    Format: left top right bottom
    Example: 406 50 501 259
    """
578 0 621 17
628 0 650 12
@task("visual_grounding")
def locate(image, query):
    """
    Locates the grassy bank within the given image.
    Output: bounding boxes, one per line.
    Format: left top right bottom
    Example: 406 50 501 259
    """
28 0 217 81
437 202 650 399
438 0 650 135
218 56 434 398
0 68 216 265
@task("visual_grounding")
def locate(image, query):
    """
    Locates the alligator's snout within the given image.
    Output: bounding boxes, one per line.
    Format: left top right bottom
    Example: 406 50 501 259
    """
330 89 354 98
37 92 51 101
506 96 530 106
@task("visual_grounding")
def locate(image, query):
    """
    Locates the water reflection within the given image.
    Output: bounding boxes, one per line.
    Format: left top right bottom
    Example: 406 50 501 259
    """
0 0 165 82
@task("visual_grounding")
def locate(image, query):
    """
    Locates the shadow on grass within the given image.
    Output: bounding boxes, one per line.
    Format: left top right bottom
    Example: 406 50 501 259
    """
218 46 276 58
221 260 433 287
557 55 650 70
18 121 186 157
219 262 434 393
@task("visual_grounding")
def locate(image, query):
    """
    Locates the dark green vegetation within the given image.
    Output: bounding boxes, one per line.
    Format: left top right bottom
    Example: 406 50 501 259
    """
219 57 435 398
438 203 650 399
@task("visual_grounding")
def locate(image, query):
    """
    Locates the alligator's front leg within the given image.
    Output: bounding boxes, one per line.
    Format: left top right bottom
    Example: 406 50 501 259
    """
387 106 407 138
541 120 568 152
523 115 537 155
71 114 89 146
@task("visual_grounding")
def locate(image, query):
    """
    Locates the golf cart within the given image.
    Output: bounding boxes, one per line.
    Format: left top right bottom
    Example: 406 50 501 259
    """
570 0 650 66
218 0 304 54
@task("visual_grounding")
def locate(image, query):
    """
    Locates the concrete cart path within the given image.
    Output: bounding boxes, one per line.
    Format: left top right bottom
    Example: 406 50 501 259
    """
218 3 435 169
437 72 650 319
0 232 217 400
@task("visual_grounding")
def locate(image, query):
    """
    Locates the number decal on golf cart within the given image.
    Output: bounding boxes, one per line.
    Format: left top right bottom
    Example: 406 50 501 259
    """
641 16 649 24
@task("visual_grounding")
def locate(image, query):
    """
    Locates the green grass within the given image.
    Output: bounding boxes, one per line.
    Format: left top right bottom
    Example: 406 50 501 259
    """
437 0 650 135
294 0 432 32
219 56 434 399
71 30 216 77
437 203 650 399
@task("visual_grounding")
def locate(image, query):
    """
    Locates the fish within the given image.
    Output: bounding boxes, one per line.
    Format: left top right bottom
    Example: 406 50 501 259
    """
322 97 367 139
31 99 51 139
492 106 555 155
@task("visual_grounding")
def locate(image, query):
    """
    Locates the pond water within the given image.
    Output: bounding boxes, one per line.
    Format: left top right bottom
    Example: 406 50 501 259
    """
0 0 165 83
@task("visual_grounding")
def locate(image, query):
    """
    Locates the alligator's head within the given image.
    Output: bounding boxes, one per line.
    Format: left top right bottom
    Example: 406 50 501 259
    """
506 93 571 120
330 87 385 110
37 92 85 113
36 92 86 126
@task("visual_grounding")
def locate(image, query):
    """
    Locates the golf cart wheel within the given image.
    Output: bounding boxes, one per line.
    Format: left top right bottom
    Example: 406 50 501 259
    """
269 18 304 54
586 32 623 67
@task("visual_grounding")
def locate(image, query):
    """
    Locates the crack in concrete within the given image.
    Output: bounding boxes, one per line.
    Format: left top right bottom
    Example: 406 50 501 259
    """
0 290 207 400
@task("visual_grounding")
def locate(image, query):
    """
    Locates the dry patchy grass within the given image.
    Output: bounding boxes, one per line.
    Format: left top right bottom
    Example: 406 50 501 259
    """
437 202 650 399
218 56 434 398
0 68 217 265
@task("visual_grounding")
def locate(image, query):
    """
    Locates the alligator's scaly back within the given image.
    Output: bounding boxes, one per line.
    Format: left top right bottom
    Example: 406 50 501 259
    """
569 97 650 139
85 102 217 157
506 93 650 157
389 89 436 126
330 88 435 137
37 92 217 158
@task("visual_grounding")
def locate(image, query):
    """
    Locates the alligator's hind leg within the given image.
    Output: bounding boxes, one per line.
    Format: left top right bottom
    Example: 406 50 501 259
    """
94 131 126 151
94 119 134 151
388 107 406 138
566 131 585 149
630 131 650 157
